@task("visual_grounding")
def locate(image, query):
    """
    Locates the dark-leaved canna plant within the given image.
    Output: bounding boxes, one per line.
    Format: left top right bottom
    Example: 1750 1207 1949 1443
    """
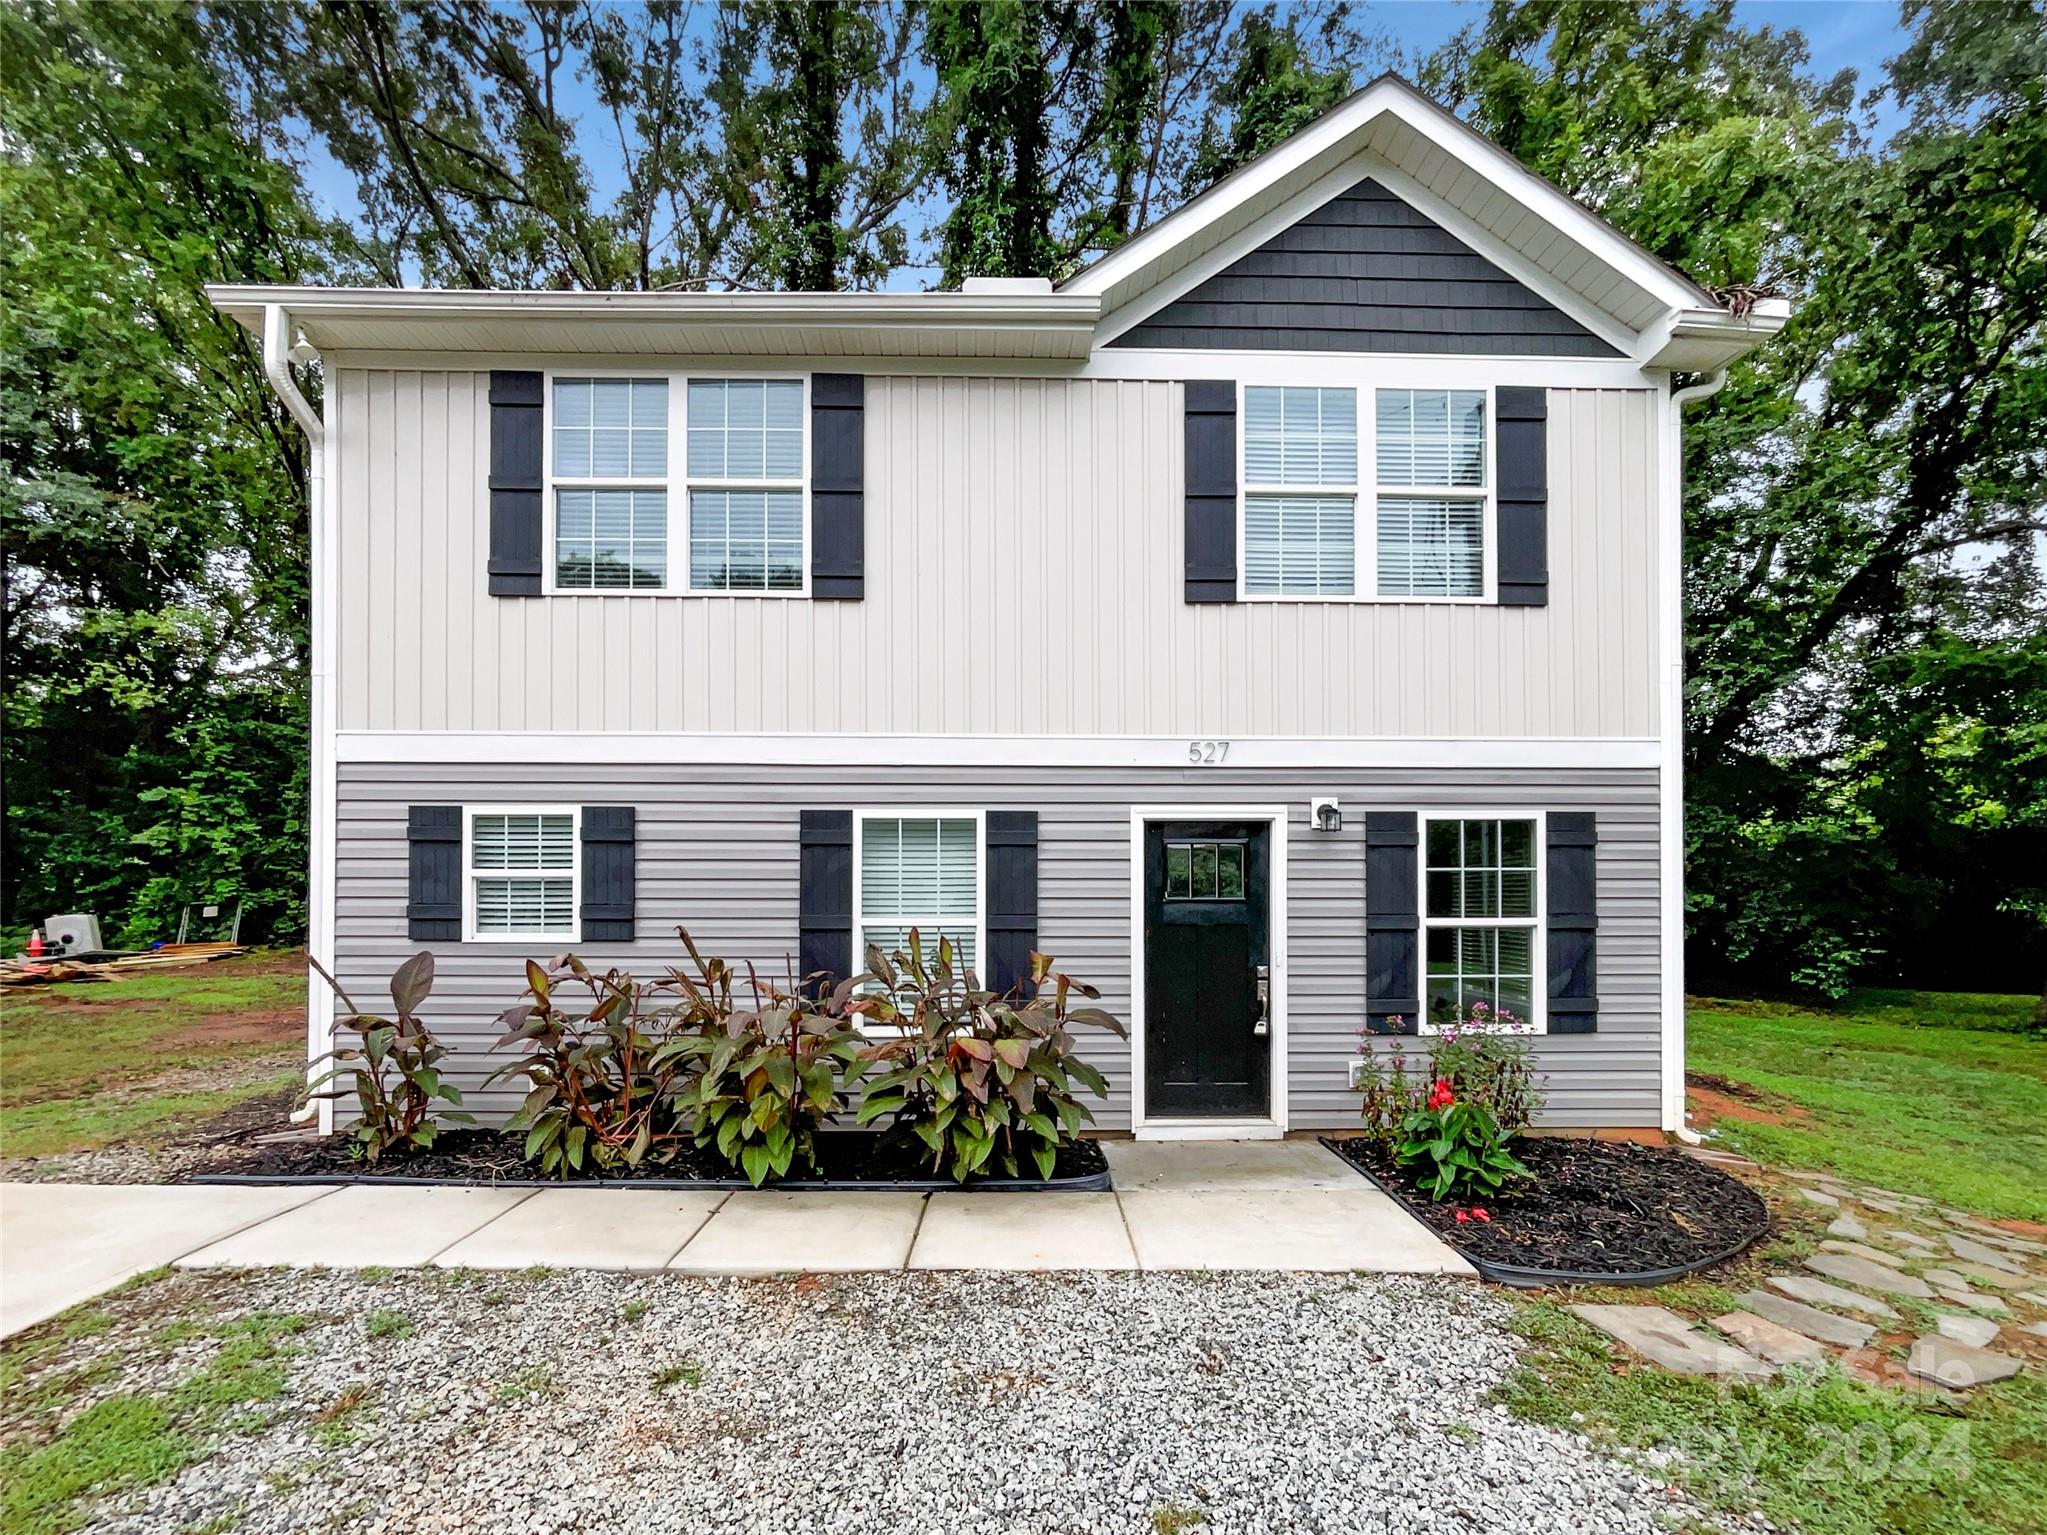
850 932 1125 1182
309 951 473 1164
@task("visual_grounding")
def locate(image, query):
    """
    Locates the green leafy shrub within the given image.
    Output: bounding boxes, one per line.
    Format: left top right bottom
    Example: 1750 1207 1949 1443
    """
851 933 1125 1181
1394 1074 1530 1201
310 952 472 1163
487 956 689 1177
654 934 868 1186
1354 1002 1544 1201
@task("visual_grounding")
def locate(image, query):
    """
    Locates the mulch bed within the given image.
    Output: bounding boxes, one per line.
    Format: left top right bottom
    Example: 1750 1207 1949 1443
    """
1321 1134 1771 1283
187 1127 1111 1192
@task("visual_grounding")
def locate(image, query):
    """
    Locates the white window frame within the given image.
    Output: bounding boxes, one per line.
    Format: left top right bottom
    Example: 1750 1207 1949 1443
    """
1237 379 1496 604
462 803 582 945
542 368 811 598
851 808 987 984
1418 807 1546 1035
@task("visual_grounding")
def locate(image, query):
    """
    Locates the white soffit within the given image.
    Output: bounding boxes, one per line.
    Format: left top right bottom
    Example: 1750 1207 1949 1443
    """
205 286 1103 359
1064 75 1736 359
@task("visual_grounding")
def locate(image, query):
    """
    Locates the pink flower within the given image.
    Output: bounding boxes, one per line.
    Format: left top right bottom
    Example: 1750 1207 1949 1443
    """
1454 1209 1471 1223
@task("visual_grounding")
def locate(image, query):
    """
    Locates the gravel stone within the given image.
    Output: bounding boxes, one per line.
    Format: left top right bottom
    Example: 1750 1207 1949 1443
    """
13 1268 1722 1535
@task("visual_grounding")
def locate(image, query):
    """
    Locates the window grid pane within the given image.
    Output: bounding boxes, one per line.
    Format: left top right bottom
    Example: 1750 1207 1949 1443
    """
474 878 575 934
1376 497 1483 598
556 489 666 589
1376 388 1486 488
1245 494 1356 596
1424 816 1537 1027
1425 818 1537 919
688 489 803 591
471 814 575 872
553 378 667 480
1244 385 1357 486
1164 841 1248 902
859 815 979 975
687 379 804 481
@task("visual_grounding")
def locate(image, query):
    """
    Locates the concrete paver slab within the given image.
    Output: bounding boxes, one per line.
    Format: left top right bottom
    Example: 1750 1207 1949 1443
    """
434 1189 726 1271
1945 1233 2026 1273
671 1192 925 1275
1570 1304 1773 1379
1803 1252 1934 1298
177 1186 530 1269
1117 1188 1473 1274
1948 1261 2033 1291
1906 1336 2023 1390
910 1193 1135 1270
1826 1214 1868 1241
1936 1313 2002 1349
1710 1310 1829 1368
1736 1289 1876 1348
1103 1139 1361 1191
1817 1239 1906 1269
2 1182 335 1337
1767 1275 1900 1320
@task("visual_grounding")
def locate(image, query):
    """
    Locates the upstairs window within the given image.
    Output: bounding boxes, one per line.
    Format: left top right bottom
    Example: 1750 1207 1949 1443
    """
1242 386 1357 597
1375 389 1487 599
686 378 806 592
855 813 983 977
467 809 578 941
552 378 668 590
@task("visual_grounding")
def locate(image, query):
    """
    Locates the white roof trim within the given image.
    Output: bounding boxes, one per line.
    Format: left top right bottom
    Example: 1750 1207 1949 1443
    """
1643 300 1793 371
1063 74 1723 343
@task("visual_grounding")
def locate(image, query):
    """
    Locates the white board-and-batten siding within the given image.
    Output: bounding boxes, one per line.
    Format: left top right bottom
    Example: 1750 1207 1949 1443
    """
328 370 1662 740
335 763 1664 1130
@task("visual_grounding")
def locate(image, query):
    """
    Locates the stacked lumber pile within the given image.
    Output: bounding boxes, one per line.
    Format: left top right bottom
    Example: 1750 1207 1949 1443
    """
0 942 249 988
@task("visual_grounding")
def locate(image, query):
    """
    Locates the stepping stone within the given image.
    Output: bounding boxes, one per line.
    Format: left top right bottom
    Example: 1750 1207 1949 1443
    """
1884 1228 1939 1251
1738 1289 1877 1348
2018 1291 2047 1309
1948 1262 2033 1292
1712 1311 1830 1367
1937 1314 2002 1349
1945 1292 2012 1316
1925 1267 1976 1291
1946 1234 2026 1274
1769 1275 1901 1321
1827 1215 1869 1241
1797 1187 1841 1207
1947 1214 2047 1252
1819 1239 1907 1269
1906 1337 2024 1390
1569 1304 1775 1380
2023 1322 2047 1340
1805 1253 1935 1299
1862 1199 1906 1214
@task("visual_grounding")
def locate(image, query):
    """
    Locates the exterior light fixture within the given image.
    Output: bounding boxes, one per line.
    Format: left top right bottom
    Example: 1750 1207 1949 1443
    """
1312 797 1343 833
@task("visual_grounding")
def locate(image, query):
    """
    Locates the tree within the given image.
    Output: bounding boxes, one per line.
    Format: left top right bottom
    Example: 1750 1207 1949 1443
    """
1185 2 1357 193
1 0 335 941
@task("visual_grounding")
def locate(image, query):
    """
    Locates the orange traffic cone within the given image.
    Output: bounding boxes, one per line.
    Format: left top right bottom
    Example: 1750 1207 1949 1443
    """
26 928 45 957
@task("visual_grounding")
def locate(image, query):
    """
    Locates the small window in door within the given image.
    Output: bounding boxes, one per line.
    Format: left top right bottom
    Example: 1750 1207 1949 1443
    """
1165 840 1247 901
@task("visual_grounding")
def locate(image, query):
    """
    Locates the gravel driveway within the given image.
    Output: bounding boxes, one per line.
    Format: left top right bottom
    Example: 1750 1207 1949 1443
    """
14 1267 1711 1535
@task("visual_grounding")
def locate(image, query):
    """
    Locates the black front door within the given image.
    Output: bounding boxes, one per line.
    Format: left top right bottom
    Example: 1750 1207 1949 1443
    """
1144 820 1271 1118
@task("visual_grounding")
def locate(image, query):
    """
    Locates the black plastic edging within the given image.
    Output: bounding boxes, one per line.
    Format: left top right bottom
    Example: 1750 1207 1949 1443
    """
1319 1137 1770 1289
189 1168 1111 1195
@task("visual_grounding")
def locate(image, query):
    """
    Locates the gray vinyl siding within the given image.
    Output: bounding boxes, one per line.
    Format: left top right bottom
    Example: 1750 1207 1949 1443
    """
331 374 1662 738
1110 179 1620 357
337 762 1663 1131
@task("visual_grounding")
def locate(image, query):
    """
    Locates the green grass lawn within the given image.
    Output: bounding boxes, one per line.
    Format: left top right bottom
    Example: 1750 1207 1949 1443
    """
1687 991 2047 1221
0 952 305 1160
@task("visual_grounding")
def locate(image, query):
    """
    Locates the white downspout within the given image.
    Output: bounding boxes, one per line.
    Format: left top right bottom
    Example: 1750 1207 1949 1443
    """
263 305 335 1133
1661 366 1728 1146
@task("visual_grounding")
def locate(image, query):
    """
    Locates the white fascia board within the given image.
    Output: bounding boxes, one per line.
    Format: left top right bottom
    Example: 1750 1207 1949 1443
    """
203 284 1102 355
1064 75 1713 326
337 731 1661 770
1643 301 1793 371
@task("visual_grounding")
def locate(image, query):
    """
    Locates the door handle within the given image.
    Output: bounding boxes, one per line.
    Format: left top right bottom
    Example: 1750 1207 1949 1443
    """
1253 964 1269 1037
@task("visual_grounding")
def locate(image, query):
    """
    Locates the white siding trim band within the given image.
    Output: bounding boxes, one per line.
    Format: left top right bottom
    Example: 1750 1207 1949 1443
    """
337 732 1661 770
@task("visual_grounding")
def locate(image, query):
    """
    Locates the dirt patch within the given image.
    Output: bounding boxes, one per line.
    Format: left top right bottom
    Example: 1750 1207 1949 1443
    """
1990 1216 2047 1241
1686 1073 1809 1127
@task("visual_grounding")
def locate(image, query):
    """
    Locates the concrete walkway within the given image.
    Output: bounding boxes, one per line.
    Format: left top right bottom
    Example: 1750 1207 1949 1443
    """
1 1141 1471 1335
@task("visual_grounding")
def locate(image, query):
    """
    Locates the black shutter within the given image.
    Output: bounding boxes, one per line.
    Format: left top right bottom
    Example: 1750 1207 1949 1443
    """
580 807 636 942
811 373 864 599
488 370 545 597
406 806 462 941
1364 812 1420 1035
1184 380 1238 602
985 812 1039 996
798 810 854 993
1496 386 1547 606
1547 812 1598 1033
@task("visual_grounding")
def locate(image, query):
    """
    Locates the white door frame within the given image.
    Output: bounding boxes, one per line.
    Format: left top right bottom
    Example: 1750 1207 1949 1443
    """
1128 804 1290 1140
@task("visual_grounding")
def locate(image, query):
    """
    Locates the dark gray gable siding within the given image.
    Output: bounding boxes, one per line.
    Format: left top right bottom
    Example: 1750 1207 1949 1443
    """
1110 178 1620 357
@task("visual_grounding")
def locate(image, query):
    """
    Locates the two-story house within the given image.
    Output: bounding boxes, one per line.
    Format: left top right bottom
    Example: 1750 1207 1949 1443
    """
212 75 1785 1142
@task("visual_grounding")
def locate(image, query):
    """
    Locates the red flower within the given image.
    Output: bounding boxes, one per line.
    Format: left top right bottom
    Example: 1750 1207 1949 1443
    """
1427 1076 1456 1112
1454 1208 1471 1223
1471 1207 1491 1222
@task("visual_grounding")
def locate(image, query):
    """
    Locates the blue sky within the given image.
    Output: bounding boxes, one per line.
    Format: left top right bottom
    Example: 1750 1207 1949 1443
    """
298 0 1914 286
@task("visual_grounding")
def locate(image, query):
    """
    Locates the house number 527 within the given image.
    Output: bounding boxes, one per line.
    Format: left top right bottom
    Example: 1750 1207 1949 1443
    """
1187 740 1230 764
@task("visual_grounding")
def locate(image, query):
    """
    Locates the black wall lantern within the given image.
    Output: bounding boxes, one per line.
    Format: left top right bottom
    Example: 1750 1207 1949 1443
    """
1312 797 1343 833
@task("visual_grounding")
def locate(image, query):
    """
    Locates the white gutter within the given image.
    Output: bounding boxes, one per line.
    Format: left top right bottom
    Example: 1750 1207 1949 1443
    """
1660 365 1729 1146
263 304 335 1134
